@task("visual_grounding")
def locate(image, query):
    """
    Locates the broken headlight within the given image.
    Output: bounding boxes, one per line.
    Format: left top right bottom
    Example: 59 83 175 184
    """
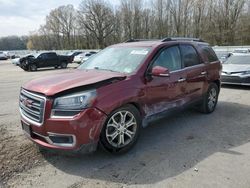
51 90 97 118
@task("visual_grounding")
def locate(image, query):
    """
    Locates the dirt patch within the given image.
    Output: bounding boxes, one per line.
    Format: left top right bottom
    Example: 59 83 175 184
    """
0 126 45 186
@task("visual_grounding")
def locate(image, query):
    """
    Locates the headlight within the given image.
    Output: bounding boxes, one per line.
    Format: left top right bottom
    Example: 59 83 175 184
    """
51 90 97 118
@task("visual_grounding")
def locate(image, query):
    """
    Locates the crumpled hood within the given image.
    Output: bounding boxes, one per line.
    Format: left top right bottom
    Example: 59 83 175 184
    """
23 69 125 96
223 64 250 73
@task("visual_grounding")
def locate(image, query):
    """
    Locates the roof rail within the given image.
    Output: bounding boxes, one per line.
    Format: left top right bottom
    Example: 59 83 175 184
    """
162 37 205 43
125 39 158 43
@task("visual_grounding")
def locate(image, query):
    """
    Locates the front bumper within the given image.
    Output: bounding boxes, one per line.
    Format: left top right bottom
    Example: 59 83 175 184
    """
21 108 107 153
221 75 250 86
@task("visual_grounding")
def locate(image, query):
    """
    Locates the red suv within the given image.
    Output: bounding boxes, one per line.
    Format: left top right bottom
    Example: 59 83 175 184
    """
20 38 221 154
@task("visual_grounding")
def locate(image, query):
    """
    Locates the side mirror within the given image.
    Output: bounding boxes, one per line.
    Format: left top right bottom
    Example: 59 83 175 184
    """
151 66 170 77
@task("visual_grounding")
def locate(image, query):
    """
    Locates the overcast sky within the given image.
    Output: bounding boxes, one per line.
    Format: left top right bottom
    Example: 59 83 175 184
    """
0 0 84 37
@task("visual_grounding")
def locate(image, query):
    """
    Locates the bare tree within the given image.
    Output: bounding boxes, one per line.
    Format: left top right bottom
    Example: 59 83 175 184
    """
78 0 115 48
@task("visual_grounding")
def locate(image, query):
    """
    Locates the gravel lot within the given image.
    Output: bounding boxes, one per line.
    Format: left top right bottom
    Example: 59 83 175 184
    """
0 60 250 188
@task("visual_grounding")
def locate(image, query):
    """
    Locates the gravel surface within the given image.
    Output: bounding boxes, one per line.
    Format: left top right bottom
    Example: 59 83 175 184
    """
0 60 250 188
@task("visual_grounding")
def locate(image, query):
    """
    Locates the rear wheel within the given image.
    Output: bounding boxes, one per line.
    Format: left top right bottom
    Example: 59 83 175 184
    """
100 105 141 154
199 83 219 113
61 62 67 69
29 64 37 71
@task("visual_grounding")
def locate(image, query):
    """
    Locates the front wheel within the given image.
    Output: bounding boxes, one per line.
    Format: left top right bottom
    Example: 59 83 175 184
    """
199 83 219 114
100 105 141 154
61 62 67 69
29 64 37 72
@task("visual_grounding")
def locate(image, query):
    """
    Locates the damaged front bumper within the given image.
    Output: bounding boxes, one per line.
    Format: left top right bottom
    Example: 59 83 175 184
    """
21 108 107 153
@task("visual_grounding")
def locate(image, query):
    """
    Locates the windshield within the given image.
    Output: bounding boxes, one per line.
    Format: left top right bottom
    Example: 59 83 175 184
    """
33 54 40 58
78 47 151 74
225 56 250 65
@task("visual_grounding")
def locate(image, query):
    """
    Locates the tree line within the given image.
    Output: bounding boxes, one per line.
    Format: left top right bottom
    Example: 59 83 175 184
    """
0 36 28 51
0 0 250 51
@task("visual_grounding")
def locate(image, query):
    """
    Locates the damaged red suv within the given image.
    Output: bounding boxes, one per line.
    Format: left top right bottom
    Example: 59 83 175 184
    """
20 38 221 153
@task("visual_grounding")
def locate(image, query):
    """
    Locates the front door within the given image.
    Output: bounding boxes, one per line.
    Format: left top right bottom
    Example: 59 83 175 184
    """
144 45 187 118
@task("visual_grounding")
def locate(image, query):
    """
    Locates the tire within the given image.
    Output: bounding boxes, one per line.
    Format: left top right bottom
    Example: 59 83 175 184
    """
29 64 37 72
54 65 58 69
99 105 141 154
199 83 219 114
61 62 67 69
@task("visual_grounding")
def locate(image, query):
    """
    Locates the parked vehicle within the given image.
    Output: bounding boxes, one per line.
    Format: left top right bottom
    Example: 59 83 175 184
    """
221 54 250 86
80 51 97 64
67 51 83 63
19 52 71 71
12 58 21 66
20 38 221 154
73 52 86 64
0 51 8 60
214 51 232 63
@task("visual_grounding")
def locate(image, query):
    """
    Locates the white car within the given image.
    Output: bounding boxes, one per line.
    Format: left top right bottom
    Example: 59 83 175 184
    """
12 58 21 65
73 52 86 64
74 51 97 64
0 51 8 60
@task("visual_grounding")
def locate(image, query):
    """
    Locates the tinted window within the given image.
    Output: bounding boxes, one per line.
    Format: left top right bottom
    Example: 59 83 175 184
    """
47 53 57 59
201 46 218 62
153 46 182 72
39 54 48 59
180 45 200 67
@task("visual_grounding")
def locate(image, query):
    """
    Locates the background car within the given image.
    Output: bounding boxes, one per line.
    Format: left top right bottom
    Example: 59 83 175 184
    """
0 51 8 60
80 51 97 64
19 52 71 71
221 54 250 86
67 51 83 63
73 52 86 63
214 51 232 63
12 57 21 66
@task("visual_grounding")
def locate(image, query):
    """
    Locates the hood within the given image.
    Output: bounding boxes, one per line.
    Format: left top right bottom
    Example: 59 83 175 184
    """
222 64 250 73
23 69 126 96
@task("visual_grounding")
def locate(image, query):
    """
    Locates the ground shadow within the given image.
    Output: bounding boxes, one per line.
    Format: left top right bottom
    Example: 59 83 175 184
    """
43 101 250 185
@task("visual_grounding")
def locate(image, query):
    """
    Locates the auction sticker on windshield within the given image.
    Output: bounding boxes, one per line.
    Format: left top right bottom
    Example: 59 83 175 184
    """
130 50 149 55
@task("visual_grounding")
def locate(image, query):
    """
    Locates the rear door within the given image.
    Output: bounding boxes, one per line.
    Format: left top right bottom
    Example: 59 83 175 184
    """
144 45 187 117
180 44 207 102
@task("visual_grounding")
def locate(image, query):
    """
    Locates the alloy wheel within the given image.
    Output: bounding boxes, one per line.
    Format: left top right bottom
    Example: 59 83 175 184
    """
208 88 217 111
105 110 137 148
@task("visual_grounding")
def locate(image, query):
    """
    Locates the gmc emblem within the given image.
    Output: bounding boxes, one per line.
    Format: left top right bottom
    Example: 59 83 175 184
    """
22 99 33 108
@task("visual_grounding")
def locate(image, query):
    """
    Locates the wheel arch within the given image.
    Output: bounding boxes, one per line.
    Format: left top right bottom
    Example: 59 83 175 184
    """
212 79 221 92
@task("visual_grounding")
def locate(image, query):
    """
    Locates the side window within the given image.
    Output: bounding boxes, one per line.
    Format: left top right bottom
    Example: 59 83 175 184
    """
47 53 57 59
153 46 182 72
201 46 218 62
180 45 200 67
39 54 47 59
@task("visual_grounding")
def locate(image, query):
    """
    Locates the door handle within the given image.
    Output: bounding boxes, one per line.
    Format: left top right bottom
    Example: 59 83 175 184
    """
178 78 186 83
201 71 207 75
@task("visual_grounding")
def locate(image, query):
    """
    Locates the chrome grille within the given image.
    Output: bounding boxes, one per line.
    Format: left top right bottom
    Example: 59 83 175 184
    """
19 89 46 126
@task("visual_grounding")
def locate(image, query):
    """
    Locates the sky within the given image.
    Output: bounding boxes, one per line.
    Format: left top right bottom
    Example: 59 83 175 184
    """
0 0 83 37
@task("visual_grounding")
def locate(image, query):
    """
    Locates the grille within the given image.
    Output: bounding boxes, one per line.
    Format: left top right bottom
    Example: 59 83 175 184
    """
19 89 46 125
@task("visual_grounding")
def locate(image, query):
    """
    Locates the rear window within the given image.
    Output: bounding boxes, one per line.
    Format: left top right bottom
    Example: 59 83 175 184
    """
180 45 201 67
201 46 218 62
